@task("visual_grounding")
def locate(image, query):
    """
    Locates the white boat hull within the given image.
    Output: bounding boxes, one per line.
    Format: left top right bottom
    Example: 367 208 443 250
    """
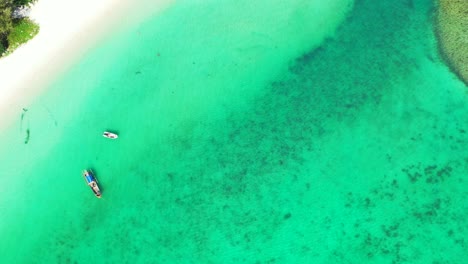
103 131 118 139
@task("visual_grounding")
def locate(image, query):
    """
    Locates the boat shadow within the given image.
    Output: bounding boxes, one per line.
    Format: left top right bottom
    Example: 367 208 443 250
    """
104 129 119 135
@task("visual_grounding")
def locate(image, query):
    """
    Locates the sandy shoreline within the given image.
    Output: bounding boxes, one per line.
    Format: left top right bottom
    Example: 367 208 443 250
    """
0 0 172 129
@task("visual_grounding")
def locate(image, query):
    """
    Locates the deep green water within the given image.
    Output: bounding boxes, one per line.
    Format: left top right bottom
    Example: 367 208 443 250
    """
1 0 467 263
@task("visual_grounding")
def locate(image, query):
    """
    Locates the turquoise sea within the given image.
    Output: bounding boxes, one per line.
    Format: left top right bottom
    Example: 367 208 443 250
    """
0 0 467 263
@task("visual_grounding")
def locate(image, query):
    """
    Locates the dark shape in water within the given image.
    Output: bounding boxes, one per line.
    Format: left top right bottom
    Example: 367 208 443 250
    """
20 108 28 124
24 129 30 144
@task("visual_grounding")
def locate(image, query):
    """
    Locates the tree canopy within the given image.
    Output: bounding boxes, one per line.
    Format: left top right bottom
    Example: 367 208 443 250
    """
0 0 38 56
0 0 13 40
13 0 35 7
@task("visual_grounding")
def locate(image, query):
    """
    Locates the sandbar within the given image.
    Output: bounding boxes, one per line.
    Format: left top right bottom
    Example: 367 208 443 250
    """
435 0 468 86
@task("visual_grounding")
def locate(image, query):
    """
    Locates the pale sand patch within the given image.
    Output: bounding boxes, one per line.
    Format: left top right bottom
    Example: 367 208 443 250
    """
0 0 173 129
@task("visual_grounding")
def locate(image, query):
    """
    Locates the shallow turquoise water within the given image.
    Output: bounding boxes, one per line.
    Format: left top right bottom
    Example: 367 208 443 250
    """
0 0 467 263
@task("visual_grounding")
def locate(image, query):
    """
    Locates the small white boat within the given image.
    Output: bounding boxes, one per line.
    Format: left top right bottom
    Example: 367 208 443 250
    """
103 131 118 139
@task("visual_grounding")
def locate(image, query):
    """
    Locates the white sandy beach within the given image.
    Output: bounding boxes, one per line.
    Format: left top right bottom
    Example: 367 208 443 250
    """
0 0 171 128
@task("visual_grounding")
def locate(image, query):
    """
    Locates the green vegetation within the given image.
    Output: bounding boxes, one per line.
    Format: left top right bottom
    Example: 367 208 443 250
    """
0 1 13 37
13 0 35 6
0 41 5 54
0 0 39 57
4 18 38 55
